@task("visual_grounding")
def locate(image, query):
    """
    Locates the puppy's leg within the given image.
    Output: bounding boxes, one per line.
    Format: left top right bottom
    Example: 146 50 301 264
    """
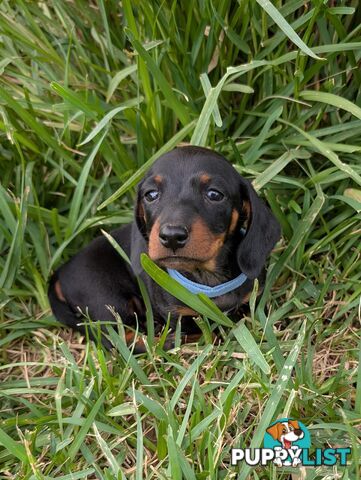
48 271 114 349
48 226 144 349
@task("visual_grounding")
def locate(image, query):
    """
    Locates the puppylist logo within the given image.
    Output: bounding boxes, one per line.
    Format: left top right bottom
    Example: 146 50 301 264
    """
231 418 351 467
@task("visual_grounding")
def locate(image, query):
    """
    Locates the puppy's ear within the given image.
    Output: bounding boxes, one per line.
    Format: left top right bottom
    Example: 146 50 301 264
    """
266 423 282 441
131 183 148 276
135 183 147 238
237 177 281 279
289 419 300 430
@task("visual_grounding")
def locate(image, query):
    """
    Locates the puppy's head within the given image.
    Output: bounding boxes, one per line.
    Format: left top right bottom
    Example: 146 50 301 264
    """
266 420 304 445
135 146 280 278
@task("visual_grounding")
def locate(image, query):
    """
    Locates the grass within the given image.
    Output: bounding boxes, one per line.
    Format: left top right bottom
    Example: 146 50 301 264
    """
0 0 360 478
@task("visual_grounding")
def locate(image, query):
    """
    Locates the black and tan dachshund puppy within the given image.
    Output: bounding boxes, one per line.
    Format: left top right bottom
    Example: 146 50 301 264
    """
48 146 281 351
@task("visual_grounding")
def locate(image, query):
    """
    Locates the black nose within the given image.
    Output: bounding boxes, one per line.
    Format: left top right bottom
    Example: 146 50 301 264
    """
294 429 303 436
159 224 189 251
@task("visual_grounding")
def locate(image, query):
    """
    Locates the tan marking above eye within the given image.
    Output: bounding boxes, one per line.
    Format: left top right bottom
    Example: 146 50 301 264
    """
154 175 163 184
200 173 211 183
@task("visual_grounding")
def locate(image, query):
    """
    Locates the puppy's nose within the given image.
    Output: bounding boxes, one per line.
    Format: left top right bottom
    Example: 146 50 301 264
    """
159 224 189 251
294 429 303 436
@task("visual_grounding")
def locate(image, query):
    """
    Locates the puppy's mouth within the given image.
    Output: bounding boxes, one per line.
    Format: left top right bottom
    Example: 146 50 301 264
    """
154 255 209 271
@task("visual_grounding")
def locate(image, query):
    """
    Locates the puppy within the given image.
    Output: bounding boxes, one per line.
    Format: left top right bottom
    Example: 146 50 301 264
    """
48 146 281 350
266 420 305 450
266 420 305 466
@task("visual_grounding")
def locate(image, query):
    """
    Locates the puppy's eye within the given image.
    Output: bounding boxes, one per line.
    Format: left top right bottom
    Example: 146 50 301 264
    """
206 189 224 202
144 190 159 202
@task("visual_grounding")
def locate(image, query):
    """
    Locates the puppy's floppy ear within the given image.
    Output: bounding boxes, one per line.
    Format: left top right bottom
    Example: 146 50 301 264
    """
266 423 282 441
131 181 148 276
237 177 281 279
135 182 147 238
289 420 301 430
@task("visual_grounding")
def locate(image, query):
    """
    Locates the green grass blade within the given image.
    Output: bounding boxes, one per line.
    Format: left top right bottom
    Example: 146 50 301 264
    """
0 85 75 167
0 427 28 463
50 81 100 117
125 29 190 126
78 97 143 146
191 61 268 145
166 425 182 480
106 64 137 102
243 105 283 164
284 120 361 187
170 345 212 411
93 424 123 478
253 150 298 190
238 321 306 480
66 131 107 237
256 0 322 59
67 390 108 461
300 90 361 120
0 158 30 289
140 254 233 327
233 321 270 374
135 396 144 480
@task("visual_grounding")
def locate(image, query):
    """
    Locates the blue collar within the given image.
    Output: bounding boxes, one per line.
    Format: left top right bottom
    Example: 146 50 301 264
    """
166 228 248 298
166 268 248 298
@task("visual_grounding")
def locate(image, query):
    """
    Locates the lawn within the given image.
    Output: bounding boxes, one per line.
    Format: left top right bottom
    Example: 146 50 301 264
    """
0 1 360 479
